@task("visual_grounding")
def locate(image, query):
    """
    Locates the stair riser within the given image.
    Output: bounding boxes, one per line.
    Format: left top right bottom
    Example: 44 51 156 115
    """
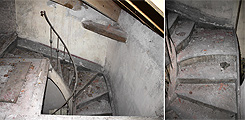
176 35 192 54
178 55 237 69
76 93 109 109
178 78 236 84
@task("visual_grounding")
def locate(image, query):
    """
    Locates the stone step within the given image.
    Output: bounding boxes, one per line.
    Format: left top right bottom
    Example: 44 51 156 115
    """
170 97 235 119
171 19 195 53
75 74 108 105
167 12 178 32
3 47 44 58
178 59 237 84
75 99 112 115
177 28 237 63
76 91 109 109
74 73 105 98
176 83 237 113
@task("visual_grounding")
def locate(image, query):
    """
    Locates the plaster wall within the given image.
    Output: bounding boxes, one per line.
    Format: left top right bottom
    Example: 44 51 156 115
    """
0 0 16 34
104 10 164 116
15 0 116 66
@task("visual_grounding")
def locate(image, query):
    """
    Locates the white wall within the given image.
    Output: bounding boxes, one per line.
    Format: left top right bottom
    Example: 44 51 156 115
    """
15 0 116 66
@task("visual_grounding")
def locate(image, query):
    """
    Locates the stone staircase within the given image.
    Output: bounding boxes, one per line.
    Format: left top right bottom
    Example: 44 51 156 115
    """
1 37 114 116
166 11 239 119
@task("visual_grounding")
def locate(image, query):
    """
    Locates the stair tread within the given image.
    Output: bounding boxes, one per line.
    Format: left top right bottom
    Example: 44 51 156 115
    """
4 48 44 58
167 12 178 29
171 19 195 52
76 91 109 109
176 83 237 113
76 99 112 115
75 73 108 100
177 28 237 62
178 59 237 83
170 97 235 119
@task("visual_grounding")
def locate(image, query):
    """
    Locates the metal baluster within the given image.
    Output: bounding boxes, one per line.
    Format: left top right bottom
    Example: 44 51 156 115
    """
49 27 53 71
57 37 60 71
63 47 66 61
41 11 78 115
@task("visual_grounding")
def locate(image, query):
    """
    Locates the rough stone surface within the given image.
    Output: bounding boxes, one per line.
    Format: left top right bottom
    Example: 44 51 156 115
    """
75 75 108 106
178 58 237 83
176 83 237 113
177 28 237 62
104 10 163 116
0 62 31 103
0 58 49 116
169 97 235 119
76 100 112 115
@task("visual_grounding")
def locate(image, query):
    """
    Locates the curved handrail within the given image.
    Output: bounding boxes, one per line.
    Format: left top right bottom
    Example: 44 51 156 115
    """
40 10 78 114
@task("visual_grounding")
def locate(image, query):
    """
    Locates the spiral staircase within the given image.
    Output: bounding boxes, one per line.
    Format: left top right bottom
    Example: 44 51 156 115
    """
0 11 114 116
165 11 240 119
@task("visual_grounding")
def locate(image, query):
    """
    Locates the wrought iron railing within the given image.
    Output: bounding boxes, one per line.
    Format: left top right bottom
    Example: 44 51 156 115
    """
165 11 178 105
41 11 78 115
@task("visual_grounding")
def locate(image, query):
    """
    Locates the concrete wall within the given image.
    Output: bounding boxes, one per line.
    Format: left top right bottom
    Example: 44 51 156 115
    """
104 10 163 116
237 1 245 58
166 0 240 28
0 0 16 34
15 0 116 66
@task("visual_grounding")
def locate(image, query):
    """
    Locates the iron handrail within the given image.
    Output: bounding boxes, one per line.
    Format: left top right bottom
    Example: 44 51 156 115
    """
41 10 78 115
